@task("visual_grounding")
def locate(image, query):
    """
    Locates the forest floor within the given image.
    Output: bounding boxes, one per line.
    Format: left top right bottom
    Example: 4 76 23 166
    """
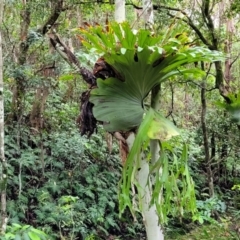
167 223 240 240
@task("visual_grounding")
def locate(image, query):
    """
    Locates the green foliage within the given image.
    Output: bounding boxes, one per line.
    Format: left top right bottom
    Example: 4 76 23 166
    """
5 122 144 239
4 223 48 240
3 1 240 239
216 92 240 124
167 223 240 240
193 197 226 224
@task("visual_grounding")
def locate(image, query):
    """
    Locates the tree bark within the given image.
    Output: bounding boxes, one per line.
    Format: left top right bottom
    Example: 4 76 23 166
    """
29 62 56 132
224 17 235 90
11 0 31 121
114 0 125 23
137 155 163 240
201 63 214 197
126 132 164 240
0 0 8 234
136 1 164 238
142 0 154 28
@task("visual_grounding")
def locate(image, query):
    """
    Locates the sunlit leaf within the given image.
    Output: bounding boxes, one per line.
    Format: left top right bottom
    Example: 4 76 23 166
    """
59 74 74 81
28 231 41 240
147 111 179 141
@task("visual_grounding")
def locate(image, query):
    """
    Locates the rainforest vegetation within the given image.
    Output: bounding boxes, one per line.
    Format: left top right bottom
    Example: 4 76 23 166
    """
0 0 240 239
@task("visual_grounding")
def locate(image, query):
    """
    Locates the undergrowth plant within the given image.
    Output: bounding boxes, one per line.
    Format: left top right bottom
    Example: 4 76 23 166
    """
2 27 147 237
5 119 145 239
4 223 48 240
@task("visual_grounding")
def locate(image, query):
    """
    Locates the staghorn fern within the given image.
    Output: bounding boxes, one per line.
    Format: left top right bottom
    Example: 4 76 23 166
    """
76 22 224 222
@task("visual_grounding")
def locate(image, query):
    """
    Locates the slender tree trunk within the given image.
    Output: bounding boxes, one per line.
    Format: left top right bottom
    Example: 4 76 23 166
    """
137 154 163 239
127 129 164 240
30 62 56 132
11 0 31 121
30 86 50 132
210 132 215 162
142 84 164 240
136 1 164 238
223 17 235 92
135 85 164 240
142 0 154 28
201 64 214 197
219 113 228 187
0 0 8 234
114 0 125 23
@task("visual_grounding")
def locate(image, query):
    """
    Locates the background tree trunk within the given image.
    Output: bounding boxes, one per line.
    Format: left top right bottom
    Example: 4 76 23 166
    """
201 64 214 197
114 0 125 23
11 0 31 122
142 0 154 28
0 0 7 234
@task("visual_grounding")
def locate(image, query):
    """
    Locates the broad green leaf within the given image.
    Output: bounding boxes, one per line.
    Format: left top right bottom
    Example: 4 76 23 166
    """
28 232 41 240
31 228 47 236
14 234 21 240
12 223 22 230
90 77 144 132
23 232 31 240
5 233 15 239
22 225 31 230
90 45 218 132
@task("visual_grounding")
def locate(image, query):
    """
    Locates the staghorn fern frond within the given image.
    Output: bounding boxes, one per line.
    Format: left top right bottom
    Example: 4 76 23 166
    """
77 22 224 132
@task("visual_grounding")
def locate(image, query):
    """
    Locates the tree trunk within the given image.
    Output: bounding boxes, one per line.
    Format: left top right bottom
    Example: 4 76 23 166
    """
12 0 64 122
29 62 56 132
210 132 215 162
30 86 50 132
11 1 31 121
114 0 125 23
114 2 164 238
124 91 164 240
142 0 154 28
136 1 164 238
0 0 8 234
126 132 164 240
200 64 214 197
137 154 163 240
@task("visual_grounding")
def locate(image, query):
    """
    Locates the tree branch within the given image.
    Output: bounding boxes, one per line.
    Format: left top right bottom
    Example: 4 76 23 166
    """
230 53 240 68
166 12 212 48
201 0 218 50
49 33 96 86
130 2 212 48
38 0 64 35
